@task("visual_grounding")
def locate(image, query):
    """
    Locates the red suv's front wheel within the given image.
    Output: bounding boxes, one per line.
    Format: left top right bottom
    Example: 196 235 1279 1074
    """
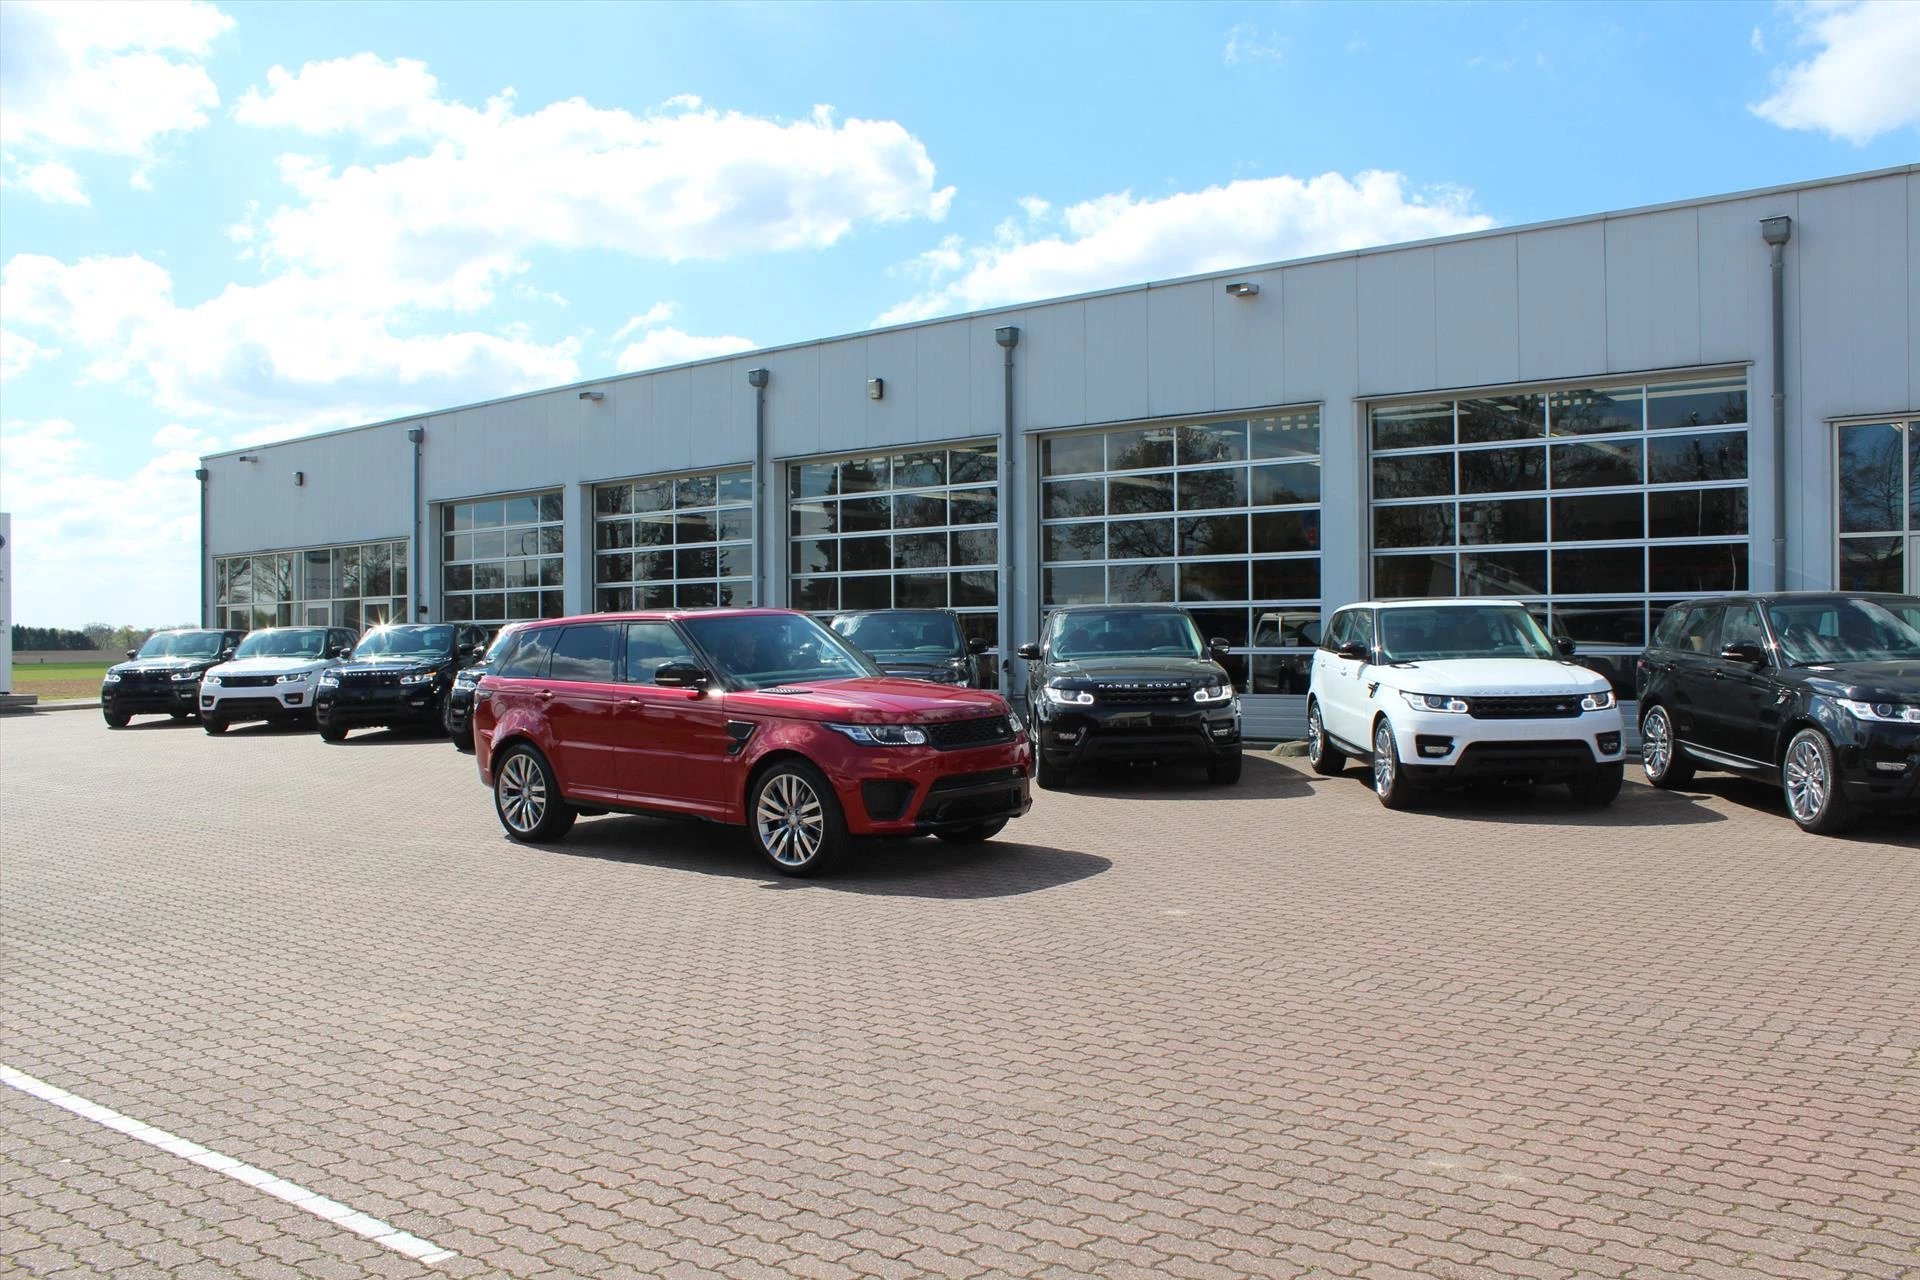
494 743 576 843
749 760 846 876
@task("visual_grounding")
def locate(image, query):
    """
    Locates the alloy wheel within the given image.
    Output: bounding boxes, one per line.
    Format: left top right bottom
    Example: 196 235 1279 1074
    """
756 772 824 867
1307 705 1324 762
498 752 547 834
1782 737 1828 823
1642 708 1672 778
1373 722 1395 795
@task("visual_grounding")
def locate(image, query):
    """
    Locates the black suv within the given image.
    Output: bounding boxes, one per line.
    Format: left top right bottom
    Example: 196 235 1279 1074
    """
314 623 489 742
828 608 989 687
1637 592 1920 834
101 628 245 726
1017 604 1242 789
445 623 519 751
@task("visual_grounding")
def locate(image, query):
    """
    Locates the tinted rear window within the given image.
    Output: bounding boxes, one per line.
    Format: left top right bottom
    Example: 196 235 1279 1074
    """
495 628 558 678
1651 605 1690 649
547 624 621 682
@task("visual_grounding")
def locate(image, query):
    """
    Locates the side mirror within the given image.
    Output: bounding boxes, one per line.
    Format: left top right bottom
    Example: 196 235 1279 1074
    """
966 636 989 655
1336 642 1370 662
126 649 139 660
1719 641 1765 665
1556 635 1577 657
333 646 352 659
220 648 236 661
470 643 489 660
1015 642 1043 661
654 661 711 689
1207 637 1232 659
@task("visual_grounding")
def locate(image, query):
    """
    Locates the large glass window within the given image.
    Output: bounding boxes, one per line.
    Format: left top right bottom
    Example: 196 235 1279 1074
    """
442 492 565 626
1369 376 1749 692
1835 419 1917 594
594 468 753 611
1039 409 1322 692
215 541 408 632
787 441 999 653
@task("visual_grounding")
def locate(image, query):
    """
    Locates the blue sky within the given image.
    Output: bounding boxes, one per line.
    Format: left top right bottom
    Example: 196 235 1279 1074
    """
2 0 1916 627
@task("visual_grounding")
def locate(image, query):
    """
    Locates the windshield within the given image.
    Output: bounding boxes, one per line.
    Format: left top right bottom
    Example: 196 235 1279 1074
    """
481 625 520 661
354 625 455 662
1050 609 1203 661
1768 597 1920 664
136 630 224 659
1376 605 1557 663
682 613 879 690
233 628 329 660
830 611 963 657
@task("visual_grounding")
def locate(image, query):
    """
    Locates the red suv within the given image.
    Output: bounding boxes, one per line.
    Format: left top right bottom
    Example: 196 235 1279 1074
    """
471 609 1032 875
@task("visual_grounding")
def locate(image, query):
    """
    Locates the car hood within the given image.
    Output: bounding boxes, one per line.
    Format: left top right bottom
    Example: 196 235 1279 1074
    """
1374 657 1610 696
110 656 215 676
210 656 334 676
725 677 1007 724
333 658 448 677
873 656 968 677
1794 660 1920 703
1045 656 1223 683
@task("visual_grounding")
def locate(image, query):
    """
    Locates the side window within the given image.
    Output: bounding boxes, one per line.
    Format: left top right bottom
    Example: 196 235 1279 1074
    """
495 628 558 679
548 624 621 683
623 622 695 684
1677 605 1723 656
1348 610 1375 652
1323 611 1350 652
1719 604 1767 655
1651 605 1690 649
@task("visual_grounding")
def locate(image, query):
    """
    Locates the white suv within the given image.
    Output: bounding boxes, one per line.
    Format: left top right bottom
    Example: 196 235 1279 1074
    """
1305 599 1627 808
199 625 357 734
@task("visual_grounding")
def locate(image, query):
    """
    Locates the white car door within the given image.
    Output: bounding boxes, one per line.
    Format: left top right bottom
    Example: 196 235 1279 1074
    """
1317 609 1369 747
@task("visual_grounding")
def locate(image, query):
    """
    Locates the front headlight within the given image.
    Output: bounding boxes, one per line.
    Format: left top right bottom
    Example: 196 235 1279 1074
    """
103 671 122 683
171 671 200 682
318 669 341 687
1836 698 1920 723
1193 684 1234 704
399 668 442 686
1403 692 1469 713
827 723 929 747
276 671 310 685
1008 709 1025 734
1042 684 1095 706
1580 689 1617 712
202 673 221 686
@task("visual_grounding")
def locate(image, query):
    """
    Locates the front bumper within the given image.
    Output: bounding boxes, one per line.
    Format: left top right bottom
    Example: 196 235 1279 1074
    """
1034 703 1241 767
828 740 1033 836
201 685 314 720
1837 721 1920 810
103 680 199 714
316 682 443 727
1392 705 1626 783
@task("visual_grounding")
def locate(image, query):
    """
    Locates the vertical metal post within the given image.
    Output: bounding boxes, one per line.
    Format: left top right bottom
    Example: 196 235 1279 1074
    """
747 367 770 605
994 325 1020 694
1761 216 1792 592
195 467 210 625
406 426 425 617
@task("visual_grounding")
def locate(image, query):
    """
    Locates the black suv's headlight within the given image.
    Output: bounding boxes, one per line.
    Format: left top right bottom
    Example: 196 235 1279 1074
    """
1041 684 1094 706
1837 698 1920 723
1193 684 1234 704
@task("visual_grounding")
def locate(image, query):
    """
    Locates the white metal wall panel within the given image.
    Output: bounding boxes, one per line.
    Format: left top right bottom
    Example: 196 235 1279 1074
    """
1083 290 1149 425
1146 280 1216 419
1517 223 1607 382
1018 300 1087 430
1605 209 1701 373
1212 267 1286 412
1911 170 1920 414
1279 257 1357 405
763 344 823 460
205 429 410 554
1431 236 1518 389
864 327 919 444
815 337 871 454
1798 176 1910 418
1357 247 1437 394
914 321 973 443
689 360 753 463
1696 194 1778 368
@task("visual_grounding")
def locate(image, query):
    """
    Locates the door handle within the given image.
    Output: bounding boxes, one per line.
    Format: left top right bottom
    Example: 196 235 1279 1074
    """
625 698 640 707
537 689 553 700
1712 670 1725 680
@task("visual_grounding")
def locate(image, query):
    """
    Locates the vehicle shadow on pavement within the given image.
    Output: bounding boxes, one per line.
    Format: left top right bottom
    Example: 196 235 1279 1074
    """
324 728 451 746
116 718 200 730
1679 776 1920 847
542 817 1111 899
1056 753 1310 801
1314 775 1728 827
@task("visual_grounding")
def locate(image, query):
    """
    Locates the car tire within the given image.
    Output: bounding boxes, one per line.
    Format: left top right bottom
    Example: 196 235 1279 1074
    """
1569 762 1624 806
1782 728 1857 836
202 717 227 735
1639 704 1695 789
1207 750 1243 786
1371 718 1420 811
1305 699 1345 776
748 760 846 876
493 743 577 843
103 711 131 728
934 818 1008 845
316 711 348 743
450 726 472 753
1035 749 1069 792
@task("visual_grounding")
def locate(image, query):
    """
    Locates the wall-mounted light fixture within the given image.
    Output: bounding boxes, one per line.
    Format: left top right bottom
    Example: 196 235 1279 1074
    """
1224 282 1260 298
293 471 304 486
867 377 885 401
236 454 260 462
578 390 604 402
746 367 769 389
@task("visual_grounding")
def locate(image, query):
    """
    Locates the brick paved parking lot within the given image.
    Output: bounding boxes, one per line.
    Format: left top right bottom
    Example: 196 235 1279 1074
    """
2 710 1917 1280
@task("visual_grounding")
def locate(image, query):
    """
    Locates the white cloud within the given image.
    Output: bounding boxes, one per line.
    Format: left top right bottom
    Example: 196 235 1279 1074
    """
6 157 90 205
1751 1 1920 144
0 0 232 196
611 303 679 343
0 417 210 625
1 328 58 380
231 55 955 312
1223 24 1287 65
879 170 1495 324
616 326 755 373
1750 26 1767 55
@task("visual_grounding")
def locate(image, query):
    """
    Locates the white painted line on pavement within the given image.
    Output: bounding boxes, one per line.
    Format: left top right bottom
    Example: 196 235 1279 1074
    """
0 1064 457 1266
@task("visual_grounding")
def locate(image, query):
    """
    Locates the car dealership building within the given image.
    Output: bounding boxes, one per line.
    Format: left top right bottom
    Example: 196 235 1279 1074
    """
199 164 1919 738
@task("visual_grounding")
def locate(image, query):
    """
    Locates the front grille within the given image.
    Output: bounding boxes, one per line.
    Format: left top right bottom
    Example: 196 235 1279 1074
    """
924 716 1013 750
220 674 280 689
1094 681 1190 707
1467 695 1584 720
337 674 402 689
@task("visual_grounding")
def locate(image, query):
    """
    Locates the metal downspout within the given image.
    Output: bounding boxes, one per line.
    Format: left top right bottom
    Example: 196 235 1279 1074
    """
748 367 770 605
994 325 1020 696
1761 216 1792 592
406 426 424 618
194 467 209 625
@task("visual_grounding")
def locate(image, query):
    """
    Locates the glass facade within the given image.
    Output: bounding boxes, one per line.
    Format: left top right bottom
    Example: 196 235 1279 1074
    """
788 441 1000 650
594 468 754 611
1836 418 1919 593
441 491 565 626
1369 375 1750 690
215 540 409 632
1038 410 1323 691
